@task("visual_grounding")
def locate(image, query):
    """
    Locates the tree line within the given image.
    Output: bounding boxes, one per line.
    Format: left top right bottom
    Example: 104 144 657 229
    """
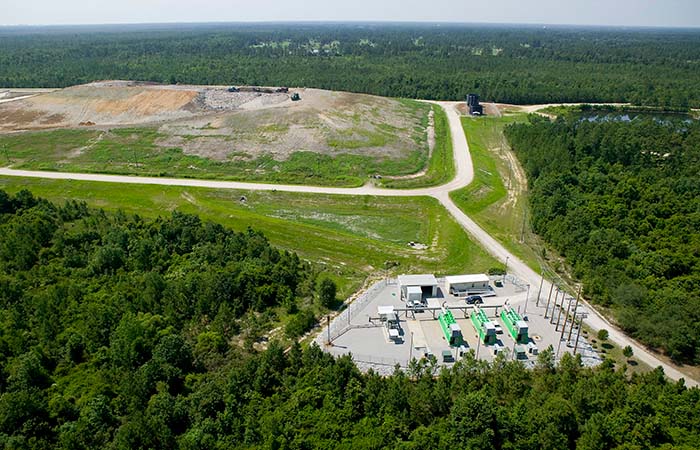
505 112 700 364
1 23 699 106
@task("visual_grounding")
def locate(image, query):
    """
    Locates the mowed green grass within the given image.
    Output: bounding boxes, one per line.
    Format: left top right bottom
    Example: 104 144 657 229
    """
449 114 544 272
0 100 446 188
0 177 498 297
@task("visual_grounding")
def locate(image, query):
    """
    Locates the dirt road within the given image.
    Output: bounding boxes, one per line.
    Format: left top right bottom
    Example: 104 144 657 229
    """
0 101 696 387
0 101 473 199
0 94 38 104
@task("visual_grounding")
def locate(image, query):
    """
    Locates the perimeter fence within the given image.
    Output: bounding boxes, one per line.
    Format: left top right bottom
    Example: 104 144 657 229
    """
317 278 392 345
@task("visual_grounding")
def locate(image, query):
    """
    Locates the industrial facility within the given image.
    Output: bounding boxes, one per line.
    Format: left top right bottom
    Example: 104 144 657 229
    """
319 272 599 373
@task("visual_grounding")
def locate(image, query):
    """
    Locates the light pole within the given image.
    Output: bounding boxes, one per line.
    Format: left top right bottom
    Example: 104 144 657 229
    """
502 256 509 283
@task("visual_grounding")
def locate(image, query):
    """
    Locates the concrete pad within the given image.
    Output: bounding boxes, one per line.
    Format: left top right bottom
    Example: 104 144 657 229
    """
322 275 599 371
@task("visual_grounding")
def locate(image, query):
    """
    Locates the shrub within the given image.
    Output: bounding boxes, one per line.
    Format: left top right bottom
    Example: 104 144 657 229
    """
597 329 609 341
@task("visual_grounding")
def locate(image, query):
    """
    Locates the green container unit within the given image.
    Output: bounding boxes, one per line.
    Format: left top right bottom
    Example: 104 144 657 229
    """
438 310 463 346
470 308 497 345
500 306 529 344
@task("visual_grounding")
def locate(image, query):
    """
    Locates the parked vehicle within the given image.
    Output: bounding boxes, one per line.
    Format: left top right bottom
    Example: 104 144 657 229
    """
465 295 483 305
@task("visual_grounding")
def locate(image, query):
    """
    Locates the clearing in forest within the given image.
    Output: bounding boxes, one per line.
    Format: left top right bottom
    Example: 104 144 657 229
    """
0 81 433 186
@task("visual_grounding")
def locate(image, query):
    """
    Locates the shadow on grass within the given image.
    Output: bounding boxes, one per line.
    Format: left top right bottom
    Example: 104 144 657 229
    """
602 343 614 350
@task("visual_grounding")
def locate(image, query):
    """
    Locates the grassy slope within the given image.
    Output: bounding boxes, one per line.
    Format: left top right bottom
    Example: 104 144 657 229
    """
449 114 545 272
381 104 455 189
0 100 446 188
0 176 497 297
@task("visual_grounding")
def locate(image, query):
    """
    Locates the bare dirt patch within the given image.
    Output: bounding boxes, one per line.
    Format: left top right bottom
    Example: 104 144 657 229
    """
91 89 198 116
157 88 428 162
0 82 200 131
483 103 502 117
0 106 46 129
0 82 430 167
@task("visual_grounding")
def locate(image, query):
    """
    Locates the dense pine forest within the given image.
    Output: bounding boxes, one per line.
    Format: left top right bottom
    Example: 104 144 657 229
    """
0 190 698 449
1 23 700 106
505 112 700 364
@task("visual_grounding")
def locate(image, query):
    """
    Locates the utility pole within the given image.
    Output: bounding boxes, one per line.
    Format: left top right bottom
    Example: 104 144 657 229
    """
326 315 331 346
573 315 582 355
568 286 581 341
554 290 564 330
557 294 574 359
544 282 554 319
550 288 560 324
536 275 544 307
560 295 573 339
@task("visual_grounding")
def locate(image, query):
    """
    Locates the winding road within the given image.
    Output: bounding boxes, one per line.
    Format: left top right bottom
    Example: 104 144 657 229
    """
0 101 696 387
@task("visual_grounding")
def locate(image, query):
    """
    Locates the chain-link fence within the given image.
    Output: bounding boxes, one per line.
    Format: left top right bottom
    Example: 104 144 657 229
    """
504 274 528 293
315 278 391 346
348 353 408 368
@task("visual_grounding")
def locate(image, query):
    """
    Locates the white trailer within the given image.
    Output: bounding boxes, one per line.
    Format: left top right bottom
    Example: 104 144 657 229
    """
446 274 491 296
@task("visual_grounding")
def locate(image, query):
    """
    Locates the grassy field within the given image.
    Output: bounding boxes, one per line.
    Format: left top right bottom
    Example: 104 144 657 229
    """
449 114 547 272
0 128 416 187
381 104 455 189
0 99 447 188
0 176 498 297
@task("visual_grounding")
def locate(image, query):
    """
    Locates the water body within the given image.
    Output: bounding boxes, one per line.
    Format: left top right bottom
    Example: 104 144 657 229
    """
578 111 694 126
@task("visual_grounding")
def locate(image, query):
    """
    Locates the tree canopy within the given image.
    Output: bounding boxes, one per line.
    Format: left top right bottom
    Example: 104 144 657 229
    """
506 112 700 363
0 190 698 448
1 23 700 106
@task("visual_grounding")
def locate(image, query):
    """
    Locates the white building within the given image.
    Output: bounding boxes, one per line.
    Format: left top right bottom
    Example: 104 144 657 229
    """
398 274 439 300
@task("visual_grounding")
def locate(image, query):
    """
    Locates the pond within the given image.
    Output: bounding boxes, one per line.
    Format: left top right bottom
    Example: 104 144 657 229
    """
577 111 695 125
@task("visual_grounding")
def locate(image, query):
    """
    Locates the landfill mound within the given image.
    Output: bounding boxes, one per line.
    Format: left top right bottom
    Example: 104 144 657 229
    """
0 81 293 131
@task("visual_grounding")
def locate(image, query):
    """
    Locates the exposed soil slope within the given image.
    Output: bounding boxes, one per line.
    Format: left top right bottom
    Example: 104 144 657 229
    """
0 81 429 165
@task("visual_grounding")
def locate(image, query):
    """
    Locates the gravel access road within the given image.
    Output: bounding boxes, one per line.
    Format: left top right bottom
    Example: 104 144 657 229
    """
1 101 696 386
